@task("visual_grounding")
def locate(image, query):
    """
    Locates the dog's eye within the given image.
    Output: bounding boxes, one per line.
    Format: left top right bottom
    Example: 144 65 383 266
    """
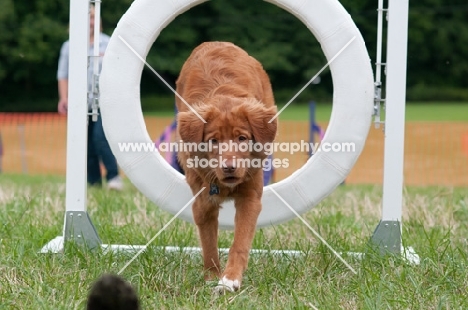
238 136 247 142
210 138 218 144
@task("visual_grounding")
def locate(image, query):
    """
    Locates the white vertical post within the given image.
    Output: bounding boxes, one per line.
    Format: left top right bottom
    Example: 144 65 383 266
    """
369 0 410 255
40 1 102 252
62 0 102 250
64 0 89 215
381 0 409 222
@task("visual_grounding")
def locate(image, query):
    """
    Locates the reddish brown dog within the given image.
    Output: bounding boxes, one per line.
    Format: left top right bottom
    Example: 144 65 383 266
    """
175 42 278 293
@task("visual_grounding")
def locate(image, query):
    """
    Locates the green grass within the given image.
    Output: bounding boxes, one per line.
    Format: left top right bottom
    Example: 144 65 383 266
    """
275 102 468 122
397 102 468 122
143 98 468 122
1 174 468 309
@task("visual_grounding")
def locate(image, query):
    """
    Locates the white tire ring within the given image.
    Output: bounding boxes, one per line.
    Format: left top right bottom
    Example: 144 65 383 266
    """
100 0 374 230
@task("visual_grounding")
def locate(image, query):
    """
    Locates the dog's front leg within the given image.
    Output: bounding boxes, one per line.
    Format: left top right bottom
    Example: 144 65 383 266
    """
216 194 261 293
192 197 221 281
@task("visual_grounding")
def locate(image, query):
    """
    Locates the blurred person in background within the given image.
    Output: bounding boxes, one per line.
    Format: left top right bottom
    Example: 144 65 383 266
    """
57 4 123 190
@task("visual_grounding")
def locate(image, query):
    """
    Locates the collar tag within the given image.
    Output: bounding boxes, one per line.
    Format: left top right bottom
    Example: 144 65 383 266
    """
209 184 220 195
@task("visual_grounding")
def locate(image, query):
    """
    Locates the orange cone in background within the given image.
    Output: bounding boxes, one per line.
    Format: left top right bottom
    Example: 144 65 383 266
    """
462 133 468 157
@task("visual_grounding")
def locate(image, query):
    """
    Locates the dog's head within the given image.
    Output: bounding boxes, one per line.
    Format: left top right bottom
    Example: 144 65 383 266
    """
177 97 277 187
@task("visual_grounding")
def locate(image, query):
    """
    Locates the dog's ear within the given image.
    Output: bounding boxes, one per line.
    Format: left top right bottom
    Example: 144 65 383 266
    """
177 105 215 143
237 101 278 144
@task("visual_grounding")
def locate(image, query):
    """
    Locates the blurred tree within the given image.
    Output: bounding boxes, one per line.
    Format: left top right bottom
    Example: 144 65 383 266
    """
0 0 15 82
150 0 327 102
1 0 468 112
407 4 468 88
1 0 69 110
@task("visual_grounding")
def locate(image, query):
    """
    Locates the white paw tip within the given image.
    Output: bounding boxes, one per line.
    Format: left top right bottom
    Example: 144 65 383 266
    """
214 276 240 294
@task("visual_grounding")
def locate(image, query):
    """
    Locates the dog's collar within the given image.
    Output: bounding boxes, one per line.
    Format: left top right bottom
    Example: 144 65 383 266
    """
209 183 220 195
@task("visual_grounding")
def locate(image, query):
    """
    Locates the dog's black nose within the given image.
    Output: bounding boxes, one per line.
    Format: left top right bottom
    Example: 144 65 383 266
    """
222 165 236 173
222 158 236 173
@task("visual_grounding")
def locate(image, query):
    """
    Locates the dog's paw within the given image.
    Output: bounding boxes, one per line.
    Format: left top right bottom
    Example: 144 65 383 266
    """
213 276 240 294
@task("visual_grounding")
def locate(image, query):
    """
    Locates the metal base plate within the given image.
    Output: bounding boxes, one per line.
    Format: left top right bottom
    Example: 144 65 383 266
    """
370 220 402 255
63 211 102 250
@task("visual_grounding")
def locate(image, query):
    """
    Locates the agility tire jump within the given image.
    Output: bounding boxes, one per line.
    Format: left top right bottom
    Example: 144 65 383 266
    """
99 0 374 230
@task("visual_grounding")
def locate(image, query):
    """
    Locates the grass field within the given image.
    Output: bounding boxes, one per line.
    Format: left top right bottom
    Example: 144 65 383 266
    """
144 101 468 122
1 174 468 309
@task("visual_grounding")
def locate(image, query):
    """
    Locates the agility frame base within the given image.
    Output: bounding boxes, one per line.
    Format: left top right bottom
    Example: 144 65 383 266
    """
40 234 303 257
343 220 419 265
40 209 304 256
40 213 419 265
